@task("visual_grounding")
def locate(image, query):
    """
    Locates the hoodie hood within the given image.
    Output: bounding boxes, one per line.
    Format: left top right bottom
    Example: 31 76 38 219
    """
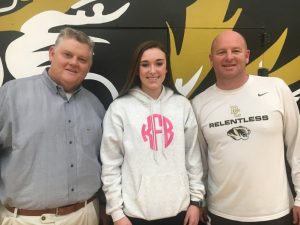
128 85 174 104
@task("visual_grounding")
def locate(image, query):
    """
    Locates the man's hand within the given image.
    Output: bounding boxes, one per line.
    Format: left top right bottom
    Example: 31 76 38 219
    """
293 206 300 225
114 216 132 225
183 205 203 225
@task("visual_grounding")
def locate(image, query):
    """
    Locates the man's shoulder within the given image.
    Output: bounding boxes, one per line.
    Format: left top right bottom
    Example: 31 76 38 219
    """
192 84 215 103
1 74 42 92
0 75 43 108
250 74 283 82
250 74 287 88
80 88 106 114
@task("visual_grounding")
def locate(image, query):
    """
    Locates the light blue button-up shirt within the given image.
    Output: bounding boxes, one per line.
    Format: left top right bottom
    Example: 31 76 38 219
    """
0 69 105 209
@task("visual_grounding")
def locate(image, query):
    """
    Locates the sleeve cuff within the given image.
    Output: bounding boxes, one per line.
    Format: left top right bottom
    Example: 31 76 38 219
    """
294 199 300 207
111 209 125 222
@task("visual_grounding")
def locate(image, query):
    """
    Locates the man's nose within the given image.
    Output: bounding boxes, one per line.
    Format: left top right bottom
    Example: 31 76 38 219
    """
69 57 78 65
225 51 234 60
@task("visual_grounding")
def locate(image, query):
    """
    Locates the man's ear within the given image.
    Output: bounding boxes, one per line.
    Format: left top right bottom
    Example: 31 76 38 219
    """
49 46 55 61
209 54 213 66
246 49 250 64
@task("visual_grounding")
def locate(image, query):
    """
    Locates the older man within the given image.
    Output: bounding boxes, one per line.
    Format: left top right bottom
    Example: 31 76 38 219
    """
0 27 105 225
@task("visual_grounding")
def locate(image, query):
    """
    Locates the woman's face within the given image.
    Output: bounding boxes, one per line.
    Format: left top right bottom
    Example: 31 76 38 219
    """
139 47 167 99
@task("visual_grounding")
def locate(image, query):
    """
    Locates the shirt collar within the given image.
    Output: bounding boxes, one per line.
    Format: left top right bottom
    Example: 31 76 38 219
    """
41 68 82 98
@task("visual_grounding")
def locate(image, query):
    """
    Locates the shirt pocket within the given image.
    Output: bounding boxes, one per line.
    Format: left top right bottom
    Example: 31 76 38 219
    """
80 125 102 147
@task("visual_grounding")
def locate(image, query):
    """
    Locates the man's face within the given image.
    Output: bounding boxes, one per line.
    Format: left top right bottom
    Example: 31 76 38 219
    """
209 31 250 83
48 37 92 92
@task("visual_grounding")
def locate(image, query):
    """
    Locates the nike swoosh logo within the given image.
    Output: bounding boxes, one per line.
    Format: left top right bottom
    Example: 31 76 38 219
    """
258 92 269 96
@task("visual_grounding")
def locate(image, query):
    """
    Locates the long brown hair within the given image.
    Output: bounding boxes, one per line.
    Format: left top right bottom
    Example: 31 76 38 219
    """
118 40 179 97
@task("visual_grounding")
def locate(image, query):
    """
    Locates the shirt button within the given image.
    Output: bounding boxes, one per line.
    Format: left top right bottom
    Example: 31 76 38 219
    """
41 215 46 221
69 141 72 144
71 188 74 192
68 120 71 123
70 164 74 167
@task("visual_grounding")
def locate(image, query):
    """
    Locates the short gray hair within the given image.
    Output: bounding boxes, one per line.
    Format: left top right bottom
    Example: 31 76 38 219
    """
55 27 94 53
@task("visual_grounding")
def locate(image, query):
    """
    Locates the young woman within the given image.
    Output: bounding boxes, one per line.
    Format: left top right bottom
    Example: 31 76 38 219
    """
101 40 205 225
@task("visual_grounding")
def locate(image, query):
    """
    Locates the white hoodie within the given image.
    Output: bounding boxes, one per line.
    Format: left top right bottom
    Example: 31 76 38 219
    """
101 86 205 221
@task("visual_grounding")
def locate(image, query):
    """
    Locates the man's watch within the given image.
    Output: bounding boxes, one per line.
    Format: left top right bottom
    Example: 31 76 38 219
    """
190 200 205 208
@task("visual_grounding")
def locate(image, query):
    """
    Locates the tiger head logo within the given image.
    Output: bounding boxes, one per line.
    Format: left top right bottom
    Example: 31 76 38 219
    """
227 126 251 140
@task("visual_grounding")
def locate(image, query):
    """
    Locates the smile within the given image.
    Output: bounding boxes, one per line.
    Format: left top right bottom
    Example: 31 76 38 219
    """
147 76 160 80
66 68 78 74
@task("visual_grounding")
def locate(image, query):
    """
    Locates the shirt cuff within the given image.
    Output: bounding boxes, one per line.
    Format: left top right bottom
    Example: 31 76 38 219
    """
294 199 300 207
111 209 125 222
